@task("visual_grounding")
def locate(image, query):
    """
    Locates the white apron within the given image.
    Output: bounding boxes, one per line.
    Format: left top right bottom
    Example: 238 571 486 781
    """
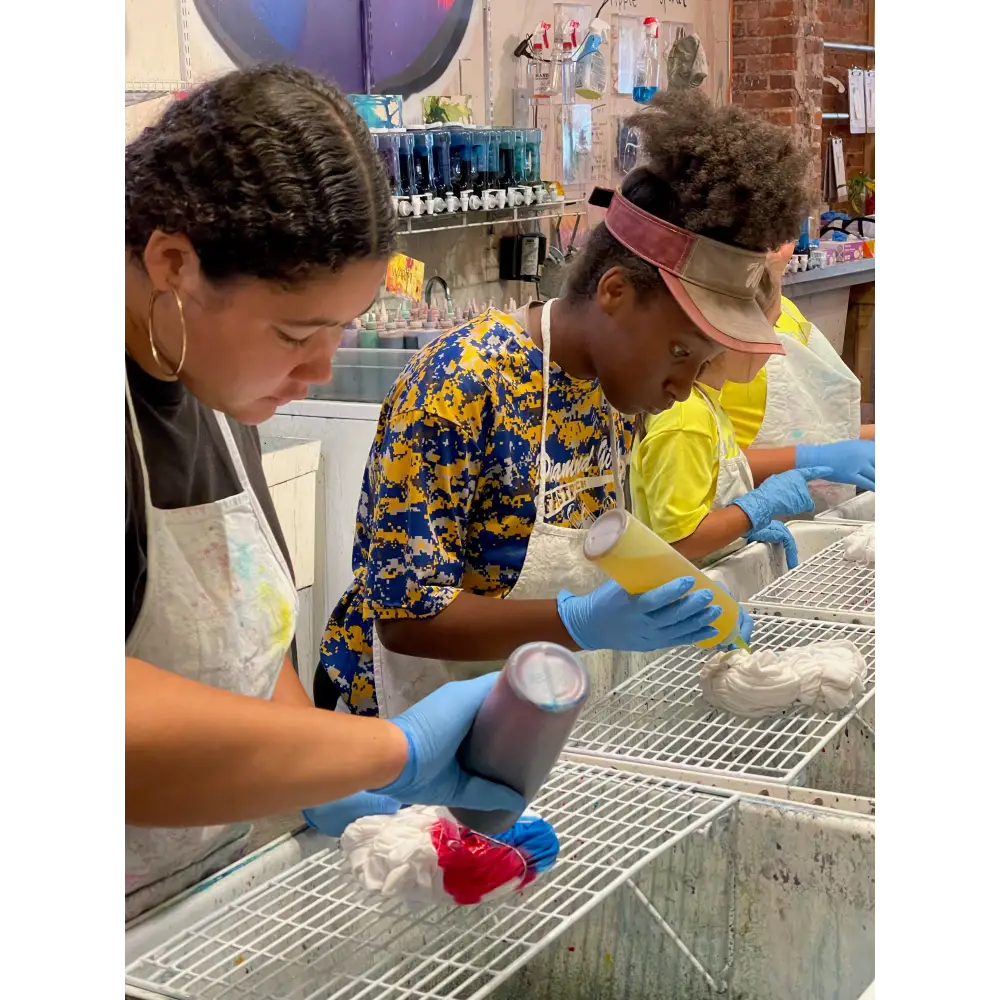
752 310 861 511
695 385 755 568
372 299 638 718
125 374 298 921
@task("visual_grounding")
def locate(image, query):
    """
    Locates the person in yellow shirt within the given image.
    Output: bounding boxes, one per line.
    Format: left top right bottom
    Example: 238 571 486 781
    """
720 242 875 511
630 351 833 569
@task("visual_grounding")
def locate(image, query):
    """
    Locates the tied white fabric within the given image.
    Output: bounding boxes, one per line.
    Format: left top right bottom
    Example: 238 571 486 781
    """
700 640 868 718
341 807 448 906
843 523 875 566
340 807 533 908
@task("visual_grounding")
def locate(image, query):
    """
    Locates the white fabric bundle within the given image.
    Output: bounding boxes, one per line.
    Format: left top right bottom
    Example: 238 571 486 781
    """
340 806 555 908
700 640 868 718
842 523 875 566
341 806 449 906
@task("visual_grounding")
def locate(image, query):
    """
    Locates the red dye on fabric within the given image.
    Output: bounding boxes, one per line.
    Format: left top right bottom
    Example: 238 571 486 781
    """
430 817 536 906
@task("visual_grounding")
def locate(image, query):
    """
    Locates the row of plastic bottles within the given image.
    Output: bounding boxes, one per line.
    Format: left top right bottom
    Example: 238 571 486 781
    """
374 127 548 218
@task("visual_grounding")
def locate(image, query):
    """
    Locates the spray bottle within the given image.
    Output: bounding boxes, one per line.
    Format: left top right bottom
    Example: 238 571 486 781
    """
633 17 660 104
450 642 590 836
529 21 552 98
573 17 610 101
583 510 751 652
553 20 581 104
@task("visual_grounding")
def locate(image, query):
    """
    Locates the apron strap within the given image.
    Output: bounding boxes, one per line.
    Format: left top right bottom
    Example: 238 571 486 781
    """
212 412 296 586
536 300 623 524
780 304 810 344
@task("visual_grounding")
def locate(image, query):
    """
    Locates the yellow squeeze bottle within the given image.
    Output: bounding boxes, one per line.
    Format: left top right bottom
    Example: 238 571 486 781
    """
582 509 748 651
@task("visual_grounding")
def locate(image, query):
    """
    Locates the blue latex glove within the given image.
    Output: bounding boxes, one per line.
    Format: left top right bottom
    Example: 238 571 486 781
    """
731 466 834 531
375 673 527 814
303 791 400 837
557 577 723 652
714 581 754 651
797 441 874 491
746 519 800 569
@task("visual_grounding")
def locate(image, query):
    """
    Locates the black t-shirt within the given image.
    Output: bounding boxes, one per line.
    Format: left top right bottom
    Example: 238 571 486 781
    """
125 355 294 652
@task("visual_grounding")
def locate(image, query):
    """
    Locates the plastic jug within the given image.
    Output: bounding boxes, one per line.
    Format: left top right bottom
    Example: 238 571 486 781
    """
525 127 543 184
432 131 452 196
513 129 527 185
409 130 436 195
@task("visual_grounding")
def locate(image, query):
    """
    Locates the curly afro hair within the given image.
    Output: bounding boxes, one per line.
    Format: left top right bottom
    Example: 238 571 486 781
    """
564 89 812 303
125 64 396 286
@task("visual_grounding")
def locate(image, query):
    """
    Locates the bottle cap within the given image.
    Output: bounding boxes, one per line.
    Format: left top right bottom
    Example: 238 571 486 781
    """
582 509 629 560
506 642 589 711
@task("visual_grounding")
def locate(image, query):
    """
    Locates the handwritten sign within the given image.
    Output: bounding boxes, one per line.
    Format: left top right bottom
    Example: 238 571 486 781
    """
385 253 425 303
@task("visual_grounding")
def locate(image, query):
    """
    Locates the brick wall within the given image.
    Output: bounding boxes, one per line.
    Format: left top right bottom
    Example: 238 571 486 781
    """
731 0 873 208
818 0 872 196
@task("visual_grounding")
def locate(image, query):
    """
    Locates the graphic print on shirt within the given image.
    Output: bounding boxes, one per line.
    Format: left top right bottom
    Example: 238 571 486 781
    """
320 310 632 715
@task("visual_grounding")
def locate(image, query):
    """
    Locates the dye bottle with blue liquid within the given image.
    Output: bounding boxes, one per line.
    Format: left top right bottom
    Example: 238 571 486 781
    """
632 17 660 104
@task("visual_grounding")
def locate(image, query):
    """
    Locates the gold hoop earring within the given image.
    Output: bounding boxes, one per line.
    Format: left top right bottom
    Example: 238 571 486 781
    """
147 287 188 378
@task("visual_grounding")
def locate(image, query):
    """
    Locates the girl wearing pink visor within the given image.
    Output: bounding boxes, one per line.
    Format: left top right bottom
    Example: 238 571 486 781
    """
317 90 805 721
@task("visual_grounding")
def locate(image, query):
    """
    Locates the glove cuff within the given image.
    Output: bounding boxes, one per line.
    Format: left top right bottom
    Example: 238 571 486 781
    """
556 590 595 651
732 492 770 533
372 724 418 798
795 444 822 469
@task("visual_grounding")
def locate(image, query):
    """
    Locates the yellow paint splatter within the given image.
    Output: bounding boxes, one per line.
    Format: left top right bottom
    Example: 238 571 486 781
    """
258 581 294 649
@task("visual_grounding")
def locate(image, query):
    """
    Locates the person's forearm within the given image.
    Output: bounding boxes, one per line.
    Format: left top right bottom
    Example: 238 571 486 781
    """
745 446 797 485
672 507 752 563
126 658 408 827
860 424 875 441
271 655 313 708
376 591 579 662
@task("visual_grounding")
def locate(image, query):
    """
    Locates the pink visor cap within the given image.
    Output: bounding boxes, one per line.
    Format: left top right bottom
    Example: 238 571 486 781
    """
590 187 785 383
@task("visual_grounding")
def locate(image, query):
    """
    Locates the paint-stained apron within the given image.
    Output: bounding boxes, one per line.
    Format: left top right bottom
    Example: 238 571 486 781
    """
752 312 861 512
693 384 757 567
125 374 298 921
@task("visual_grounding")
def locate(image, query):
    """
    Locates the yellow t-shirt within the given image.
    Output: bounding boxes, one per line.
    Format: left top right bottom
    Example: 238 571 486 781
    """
630 384 742 544
720 296 810 450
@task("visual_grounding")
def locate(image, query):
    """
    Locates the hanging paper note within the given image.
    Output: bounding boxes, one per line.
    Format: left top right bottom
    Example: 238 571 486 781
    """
864 69 875 133
848 68 866 134
385 253 425 303
832 137 848 202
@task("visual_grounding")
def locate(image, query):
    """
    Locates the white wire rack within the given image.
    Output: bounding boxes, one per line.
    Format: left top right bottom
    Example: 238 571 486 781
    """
567 616 875 785
748 534 875 625
126 762 738 1000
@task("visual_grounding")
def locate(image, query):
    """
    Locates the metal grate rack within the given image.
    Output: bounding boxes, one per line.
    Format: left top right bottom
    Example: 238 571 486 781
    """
748 534 875 625
567 617 875 785
126 762 738 1000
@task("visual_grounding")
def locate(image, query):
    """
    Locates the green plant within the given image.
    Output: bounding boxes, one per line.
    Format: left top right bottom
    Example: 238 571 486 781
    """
847 173 873 215
421 96 473 125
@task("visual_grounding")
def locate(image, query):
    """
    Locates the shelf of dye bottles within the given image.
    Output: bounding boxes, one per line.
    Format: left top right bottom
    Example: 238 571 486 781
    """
397 199 587 236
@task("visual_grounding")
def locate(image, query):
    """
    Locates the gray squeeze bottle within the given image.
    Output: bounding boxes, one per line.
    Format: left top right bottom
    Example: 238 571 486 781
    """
450 642 590 835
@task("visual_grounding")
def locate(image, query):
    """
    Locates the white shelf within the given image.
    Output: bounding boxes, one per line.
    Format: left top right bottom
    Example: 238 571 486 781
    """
749 535 875 625
567 616 876 785
398 200 586 236
125 762 736 1000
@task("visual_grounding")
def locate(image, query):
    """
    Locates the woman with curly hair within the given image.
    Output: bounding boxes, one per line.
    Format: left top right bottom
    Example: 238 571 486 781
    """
125 65 525 920
628 94 876 570
315 89 808 722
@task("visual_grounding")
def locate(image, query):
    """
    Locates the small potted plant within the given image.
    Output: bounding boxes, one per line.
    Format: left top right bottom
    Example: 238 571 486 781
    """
847 174 874 216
